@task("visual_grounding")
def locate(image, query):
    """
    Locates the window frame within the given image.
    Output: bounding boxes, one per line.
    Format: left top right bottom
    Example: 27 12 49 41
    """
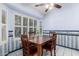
14 14 38 39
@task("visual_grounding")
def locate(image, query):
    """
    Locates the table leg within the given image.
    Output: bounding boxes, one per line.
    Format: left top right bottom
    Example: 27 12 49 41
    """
54 46 56 56
37 44 42 56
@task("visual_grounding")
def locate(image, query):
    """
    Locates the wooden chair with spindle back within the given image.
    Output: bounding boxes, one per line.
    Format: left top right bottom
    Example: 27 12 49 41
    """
29 32 36 39
42 32 57 56
21 34 37 56
21 35 29 56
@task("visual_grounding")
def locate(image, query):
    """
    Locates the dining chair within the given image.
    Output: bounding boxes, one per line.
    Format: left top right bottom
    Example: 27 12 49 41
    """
21 34 37 56
42 32 57 56
29 32 36 38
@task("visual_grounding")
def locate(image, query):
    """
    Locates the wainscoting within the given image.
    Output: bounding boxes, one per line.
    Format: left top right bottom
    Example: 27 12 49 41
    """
0 31 21 56
0 45 3 56
43 30 79 50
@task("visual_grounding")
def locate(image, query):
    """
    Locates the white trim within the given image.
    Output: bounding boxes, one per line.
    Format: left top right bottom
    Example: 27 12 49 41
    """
0 5 8 56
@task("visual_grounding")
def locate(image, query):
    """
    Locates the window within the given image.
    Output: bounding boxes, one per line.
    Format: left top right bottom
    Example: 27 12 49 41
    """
15 15 22 38
14 15 38 38
23 17 28 26
40 28 42 34
39 21 42 34
29 18 33 26
15 15 21 25
29 28 33 33
34 20 37 27
34 28 37 34
15 27 21 38
23 27 27 34
23 17 28 34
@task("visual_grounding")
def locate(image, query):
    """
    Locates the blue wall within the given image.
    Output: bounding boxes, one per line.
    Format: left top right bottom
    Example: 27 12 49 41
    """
42 3 79 30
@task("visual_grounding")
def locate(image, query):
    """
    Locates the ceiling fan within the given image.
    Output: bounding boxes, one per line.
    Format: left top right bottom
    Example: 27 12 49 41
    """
35 3 62 12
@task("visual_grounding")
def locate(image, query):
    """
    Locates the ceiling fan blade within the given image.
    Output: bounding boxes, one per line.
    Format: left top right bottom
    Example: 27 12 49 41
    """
54 4 62 8
45 8 49 12
35 4 45 7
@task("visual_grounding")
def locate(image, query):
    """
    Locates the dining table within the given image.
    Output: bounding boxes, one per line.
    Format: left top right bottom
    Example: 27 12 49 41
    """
28 35 52 56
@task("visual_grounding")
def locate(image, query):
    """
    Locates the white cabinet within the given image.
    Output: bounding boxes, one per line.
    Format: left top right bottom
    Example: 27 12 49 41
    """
0 7 8 55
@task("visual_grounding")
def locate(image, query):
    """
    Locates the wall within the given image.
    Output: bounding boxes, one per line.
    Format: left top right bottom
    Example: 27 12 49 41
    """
42 3 79 30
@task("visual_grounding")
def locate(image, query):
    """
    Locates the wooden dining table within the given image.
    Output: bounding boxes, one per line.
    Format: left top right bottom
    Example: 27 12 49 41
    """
28 36 52 56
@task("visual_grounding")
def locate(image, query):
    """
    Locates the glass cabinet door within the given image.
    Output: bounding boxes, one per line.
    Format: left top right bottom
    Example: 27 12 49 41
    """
23 17 28 26
2 10 6 24
2 26 6 41
1 10 7 42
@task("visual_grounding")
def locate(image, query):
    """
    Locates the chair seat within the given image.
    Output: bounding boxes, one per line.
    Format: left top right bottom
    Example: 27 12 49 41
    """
42 32 57 56
42 41 54 50
21 34 37 56
29 42 37 46
29 43 37 52
29 46 37 54
24 43 37 55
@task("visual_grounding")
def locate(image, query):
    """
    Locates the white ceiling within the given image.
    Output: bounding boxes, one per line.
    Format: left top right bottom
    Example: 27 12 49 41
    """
21 3 63 15
21 3 48 15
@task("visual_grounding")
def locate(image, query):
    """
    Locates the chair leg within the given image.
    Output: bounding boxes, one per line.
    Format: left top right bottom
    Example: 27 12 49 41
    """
50 50 52 56
41 49 43 56
23 52 26 56
46 49 47 52
23 53 25 56
23 50 25 56
54 47 56 56
54 50 56 56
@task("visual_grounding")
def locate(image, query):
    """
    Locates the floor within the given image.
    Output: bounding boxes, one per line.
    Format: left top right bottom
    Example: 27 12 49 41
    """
7 46 79 56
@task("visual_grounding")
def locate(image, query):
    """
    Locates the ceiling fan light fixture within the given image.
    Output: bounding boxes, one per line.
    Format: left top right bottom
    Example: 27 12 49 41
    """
45 3 54 10
49 3 54 10
35 3 62 13
50 3 54 6
45 4 49 8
